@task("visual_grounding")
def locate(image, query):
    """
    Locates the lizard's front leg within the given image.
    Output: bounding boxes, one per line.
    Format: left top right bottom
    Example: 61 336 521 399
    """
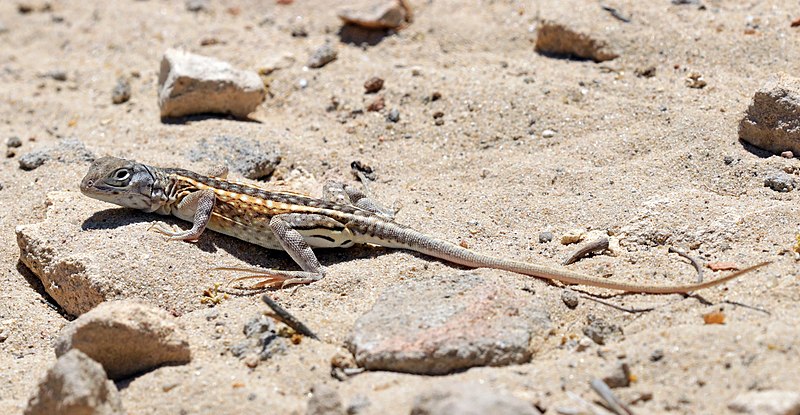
150 189 216 241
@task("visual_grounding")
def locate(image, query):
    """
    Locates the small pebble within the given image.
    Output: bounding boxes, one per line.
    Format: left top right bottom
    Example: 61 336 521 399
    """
6 136 22 148
650 349 664 362
583 314 622 345
542 129 556 138
686 72 707 89
367 96 385 112
576 337 593 352
307 43 337 69
764 171 795 192
602 362 631 388
723 155 735 165
434 118 444 126
561 289 579 309
298 78 308 89
111 77 131 104
538 231 553 243
781 151 794 159
364 77 384 94
185 0 208 12
561 229 586 245
386 108 400 123
43 69 67 81
290 24 307 38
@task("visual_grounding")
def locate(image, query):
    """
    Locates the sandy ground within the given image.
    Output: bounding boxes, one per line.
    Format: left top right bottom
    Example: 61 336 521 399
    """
1 0 800 414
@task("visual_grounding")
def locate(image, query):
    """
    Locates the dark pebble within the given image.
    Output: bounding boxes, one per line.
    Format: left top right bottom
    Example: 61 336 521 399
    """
364 77 384 94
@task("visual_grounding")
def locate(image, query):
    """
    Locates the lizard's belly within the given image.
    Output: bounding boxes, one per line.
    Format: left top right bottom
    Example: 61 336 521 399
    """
174 211 352 250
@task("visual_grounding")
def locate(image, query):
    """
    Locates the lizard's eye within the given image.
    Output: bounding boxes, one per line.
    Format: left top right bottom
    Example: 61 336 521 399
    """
111 168 131 182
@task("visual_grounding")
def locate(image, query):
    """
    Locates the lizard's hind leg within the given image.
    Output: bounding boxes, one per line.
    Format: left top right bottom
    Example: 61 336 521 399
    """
322 180 398 219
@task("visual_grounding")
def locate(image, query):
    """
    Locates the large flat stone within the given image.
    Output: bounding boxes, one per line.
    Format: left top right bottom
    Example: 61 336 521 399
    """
347 271 550 375
16 191 251 316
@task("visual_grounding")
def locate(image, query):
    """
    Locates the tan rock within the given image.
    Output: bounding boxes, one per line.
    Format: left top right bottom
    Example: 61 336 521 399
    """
158 48 265 119
739 74 800 155
55 300 191 380
338 0 409 30
25 350 123 415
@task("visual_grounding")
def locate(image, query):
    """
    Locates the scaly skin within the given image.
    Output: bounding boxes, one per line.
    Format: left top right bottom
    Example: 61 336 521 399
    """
80 156 768 292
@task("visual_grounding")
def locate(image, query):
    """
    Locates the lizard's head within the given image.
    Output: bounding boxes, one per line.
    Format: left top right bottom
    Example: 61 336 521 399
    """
80 156 162 212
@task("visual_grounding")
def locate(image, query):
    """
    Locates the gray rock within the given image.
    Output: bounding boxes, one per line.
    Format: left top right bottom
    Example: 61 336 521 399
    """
386 108 400 123
307 43 337 69
410 384 539 415
306 384 345 415
534 0 621 62
561 289 579 309
158 48 266 119
54 300 191 380
18 152 48 170
764 171 795 192
583 314 622 345
348 271 550 375
18 139 94 170
6 136 22 148
24 350 123 415
739 74 800 155
538 231 553 243
111 77 131 104
231 314 288 362
187 135 281 179
728 390 800 415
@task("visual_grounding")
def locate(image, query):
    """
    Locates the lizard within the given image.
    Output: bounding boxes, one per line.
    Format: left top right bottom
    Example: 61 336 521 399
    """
79 156 767 293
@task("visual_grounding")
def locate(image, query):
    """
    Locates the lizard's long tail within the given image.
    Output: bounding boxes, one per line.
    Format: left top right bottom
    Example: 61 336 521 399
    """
369 224 768 294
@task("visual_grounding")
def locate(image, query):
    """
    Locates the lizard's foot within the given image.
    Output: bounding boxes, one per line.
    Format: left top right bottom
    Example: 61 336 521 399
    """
213 266 323 289
148 222 201 242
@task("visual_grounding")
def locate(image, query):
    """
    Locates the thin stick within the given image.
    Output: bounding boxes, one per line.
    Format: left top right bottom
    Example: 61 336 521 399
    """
261 294 319 340
580 294 658 313
590 379 634 415
668 246 703 283
563 237 609 265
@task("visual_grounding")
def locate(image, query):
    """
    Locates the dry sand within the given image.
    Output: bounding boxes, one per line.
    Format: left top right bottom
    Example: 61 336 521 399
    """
1 0 799 414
